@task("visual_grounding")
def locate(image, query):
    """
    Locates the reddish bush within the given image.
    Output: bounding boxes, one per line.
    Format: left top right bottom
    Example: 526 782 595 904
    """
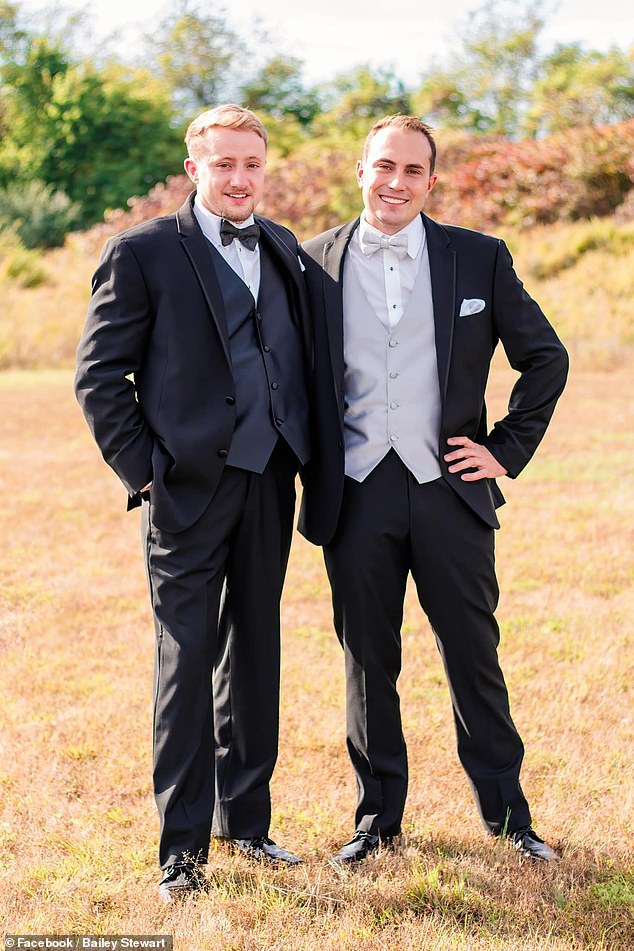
80 119 634 245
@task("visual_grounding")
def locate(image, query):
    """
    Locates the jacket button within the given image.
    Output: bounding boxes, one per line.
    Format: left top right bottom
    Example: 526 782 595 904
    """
218 449 228 457
225 396 235 405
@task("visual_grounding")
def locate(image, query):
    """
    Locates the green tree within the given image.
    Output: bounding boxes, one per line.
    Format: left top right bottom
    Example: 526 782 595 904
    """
314 66 411 145
524 44 634 136
0 179 79 248
241 55 321 126
0 29 184 227
147 0 246 113
0 1 25 58
43 64 184 224
413 0 544 136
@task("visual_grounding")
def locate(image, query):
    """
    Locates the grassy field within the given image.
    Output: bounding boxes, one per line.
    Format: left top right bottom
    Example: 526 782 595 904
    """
1 216 633 372
0 358 632 950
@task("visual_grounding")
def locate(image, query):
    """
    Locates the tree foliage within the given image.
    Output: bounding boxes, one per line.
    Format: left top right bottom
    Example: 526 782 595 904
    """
313 66 412 146
2 0 633 244
412 0 633 139
525 44 634 136
0 22 184 228
147 0 246 113
413 0 544 136
241 55 321 126
0 179 79 247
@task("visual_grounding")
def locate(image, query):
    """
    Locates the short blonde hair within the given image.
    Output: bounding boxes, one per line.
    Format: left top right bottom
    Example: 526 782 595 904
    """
363 115 437 173
185 104 268 159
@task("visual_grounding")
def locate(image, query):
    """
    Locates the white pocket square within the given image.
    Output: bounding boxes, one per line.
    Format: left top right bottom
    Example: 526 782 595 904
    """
459 298 486 317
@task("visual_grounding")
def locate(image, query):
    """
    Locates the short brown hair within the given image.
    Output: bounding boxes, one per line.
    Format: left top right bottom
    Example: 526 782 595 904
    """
185 104 268 159
363 115 437 174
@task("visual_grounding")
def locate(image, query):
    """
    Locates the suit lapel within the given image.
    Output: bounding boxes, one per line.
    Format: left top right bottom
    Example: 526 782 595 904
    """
424 214 456 403
257 218 302 292
176 193 231 366
257 217 311 358
322 218 359 418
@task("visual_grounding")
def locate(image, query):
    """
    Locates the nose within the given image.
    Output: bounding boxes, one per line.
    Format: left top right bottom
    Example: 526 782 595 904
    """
388 171 405 190
230 166 249 187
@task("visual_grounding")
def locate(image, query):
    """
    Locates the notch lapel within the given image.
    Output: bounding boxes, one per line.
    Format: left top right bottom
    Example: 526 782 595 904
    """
321 218 359 418
256 218 303 293
424 214 456 403
176 194 231 366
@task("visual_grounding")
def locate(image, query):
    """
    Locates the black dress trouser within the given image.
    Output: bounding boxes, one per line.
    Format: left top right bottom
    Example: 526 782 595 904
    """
323 450 531 838
141 442 296 868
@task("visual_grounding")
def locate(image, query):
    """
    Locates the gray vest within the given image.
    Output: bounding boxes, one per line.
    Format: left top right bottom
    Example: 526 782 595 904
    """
342 249 442 483
209 242 310 472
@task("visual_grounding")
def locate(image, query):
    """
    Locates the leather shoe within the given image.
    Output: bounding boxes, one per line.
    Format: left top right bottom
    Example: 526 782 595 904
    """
158 862 206 903
509 826 559 861
226 836 302 865
330 831 387 864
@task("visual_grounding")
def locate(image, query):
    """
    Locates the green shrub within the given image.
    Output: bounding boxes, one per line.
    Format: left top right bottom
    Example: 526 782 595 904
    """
0 180 80 248
0 228 48 287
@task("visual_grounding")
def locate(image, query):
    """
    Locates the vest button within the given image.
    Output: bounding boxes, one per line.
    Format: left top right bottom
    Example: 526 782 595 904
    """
390 371 398 379
275 417 284 425
390 401 399 409
389 339 398 348
390 434 399 442
263 345 271 352
225 396 235 405
271 382 279 390
218 449 228 457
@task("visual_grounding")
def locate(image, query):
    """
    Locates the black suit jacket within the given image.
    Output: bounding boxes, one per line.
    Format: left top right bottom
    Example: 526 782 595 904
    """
298 214 569 545
75 193 311 534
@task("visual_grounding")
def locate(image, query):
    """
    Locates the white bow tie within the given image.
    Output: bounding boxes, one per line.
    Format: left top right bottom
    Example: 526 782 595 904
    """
360 230 409 259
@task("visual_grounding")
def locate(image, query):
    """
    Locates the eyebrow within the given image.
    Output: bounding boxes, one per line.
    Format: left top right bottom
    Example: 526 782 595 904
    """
373 157 426 171
212 154 263 162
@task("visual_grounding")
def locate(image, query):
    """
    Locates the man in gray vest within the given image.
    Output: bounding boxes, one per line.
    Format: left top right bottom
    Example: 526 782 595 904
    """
75 105 310 900
299 115 568 864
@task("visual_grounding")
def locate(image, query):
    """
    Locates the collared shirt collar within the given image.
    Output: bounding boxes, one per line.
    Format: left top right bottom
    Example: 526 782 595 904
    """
358 213 425 259
193 193 256 247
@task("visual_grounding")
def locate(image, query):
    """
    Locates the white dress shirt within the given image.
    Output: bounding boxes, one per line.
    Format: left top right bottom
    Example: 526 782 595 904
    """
193 195 260 301
346 214 425 330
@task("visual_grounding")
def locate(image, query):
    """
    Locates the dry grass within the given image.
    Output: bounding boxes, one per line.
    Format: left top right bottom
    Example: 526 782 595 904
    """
0 358 633 950
1 217 634 371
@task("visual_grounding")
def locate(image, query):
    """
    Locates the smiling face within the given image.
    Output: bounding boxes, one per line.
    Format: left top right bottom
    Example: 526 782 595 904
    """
184 126 266 223
357 126 437 235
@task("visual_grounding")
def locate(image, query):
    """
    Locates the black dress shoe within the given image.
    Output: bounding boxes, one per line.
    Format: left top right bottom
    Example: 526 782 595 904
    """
330 831 385 865
509 827 559 861
226 836 302 865
158 863 206 903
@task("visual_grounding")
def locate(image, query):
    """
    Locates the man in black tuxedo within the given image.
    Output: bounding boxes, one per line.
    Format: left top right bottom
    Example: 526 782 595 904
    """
75 105 311 900
299 115 568 864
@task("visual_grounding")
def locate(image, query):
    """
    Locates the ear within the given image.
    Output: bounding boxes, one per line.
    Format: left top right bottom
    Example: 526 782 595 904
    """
356 159 364 188
184 157 198 184
428 174 438 193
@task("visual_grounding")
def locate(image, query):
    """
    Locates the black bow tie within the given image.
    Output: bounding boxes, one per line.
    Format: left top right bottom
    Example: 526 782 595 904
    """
220 219 260 251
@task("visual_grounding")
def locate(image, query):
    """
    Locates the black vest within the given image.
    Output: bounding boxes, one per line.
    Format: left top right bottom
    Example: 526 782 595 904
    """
208 239 310 472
